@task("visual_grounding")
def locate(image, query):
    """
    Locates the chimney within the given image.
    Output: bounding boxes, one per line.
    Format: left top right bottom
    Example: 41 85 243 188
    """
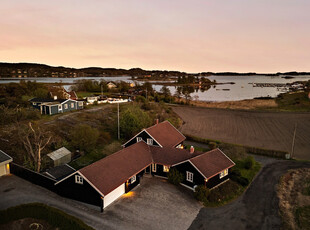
54 95 58 100
190 146 194 154
155 119 159 125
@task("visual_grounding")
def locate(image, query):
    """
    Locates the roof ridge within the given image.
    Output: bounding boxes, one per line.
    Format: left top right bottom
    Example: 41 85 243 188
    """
80 141 149 171
188 148 220 161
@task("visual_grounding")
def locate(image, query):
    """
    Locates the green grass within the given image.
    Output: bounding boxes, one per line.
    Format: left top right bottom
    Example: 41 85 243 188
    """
0 203 94 230
295 206 310 229
276 92 310 112
76 91 96 98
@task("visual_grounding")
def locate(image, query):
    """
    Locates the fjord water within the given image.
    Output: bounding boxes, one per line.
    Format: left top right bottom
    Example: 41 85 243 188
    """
1 75 309 102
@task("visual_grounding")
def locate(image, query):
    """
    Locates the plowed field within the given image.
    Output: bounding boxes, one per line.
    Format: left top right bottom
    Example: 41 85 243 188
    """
173 106 310 160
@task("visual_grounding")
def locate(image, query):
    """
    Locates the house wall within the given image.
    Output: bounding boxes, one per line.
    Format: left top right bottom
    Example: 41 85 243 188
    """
205 169 230 189
61 100 77 113
0 164 6 176
126 170 144 193
173 161 205 189
124 131 160 148
51 105 59 115
55 172 102 207
151 164 169 178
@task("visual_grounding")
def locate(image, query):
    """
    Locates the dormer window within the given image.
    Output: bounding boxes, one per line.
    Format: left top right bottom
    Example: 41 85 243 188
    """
147 138 153 145
136 137 142 142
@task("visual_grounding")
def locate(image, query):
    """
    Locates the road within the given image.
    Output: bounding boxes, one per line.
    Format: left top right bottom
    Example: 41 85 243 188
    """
189 160 310 230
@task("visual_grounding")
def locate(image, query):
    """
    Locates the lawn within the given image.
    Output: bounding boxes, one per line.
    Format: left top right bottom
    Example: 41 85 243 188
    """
0 203 94 230
276 91 310 112
295 206 310 229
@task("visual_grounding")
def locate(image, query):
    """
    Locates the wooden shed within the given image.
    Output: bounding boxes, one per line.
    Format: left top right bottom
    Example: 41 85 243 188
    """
47 147 72 167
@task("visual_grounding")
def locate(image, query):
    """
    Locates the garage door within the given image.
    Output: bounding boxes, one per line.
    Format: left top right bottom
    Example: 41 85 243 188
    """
104 183 125 208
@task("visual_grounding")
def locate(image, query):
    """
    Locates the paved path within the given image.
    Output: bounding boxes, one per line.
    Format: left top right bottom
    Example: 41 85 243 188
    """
0 175 201 230
189 160 310 230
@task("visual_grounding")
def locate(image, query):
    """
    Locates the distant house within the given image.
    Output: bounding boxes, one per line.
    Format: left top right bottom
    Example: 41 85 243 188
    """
86 96 98 105
0 150 12 177
49 86 78 100
47 147 72 167
55 121 235 211
107 82 117 89
29 98 83 115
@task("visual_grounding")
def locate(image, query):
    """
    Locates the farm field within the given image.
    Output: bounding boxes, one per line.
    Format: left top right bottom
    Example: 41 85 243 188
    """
172 106 310 160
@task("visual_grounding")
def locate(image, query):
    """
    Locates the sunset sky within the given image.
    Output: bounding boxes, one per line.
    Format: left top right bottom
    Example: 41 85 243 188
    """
1 0 310 73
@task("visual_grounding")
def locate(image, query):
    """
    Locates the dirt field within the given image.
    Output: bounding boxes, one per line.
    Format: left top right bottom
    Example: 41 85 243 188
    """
278 168 310 230
172 106 310 160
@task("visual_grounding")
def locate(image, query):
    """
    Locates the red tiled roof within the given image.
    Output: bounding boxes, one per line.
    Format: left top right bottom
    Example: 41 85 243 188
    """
79 142 152 195
146 121 185 147
189 148 235 179
150 146 203 166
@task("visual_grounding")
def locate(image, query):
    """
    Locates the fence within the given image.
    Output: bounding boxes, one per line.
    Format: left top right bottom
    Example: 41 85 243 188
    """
10 163 57 192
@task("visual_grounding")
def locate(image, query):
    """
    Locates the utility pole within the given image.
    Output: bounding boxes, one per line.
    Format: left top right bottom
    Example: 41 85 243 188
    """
117 102 120 140
101 84 103 97
290 123 297 159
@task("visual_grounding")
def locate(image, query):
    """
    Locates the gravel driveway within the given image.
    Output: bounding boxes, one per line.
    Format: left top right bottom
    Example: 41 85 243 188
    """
0 175 201 230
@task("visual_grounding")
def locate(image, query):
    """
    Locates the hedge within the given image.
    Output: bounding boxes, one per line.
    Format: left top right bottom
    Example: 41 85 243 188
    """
0 203 94 230
185 134 288 159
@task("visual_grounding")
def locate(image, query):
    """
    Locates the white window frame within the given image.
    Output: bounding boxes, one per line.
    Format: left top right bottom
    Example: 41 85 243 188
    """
152 164 157 172
78 101 83 106
64 104 68 109
219 169 228 179
186 171 193 182
33 102 37 105
136 137 142 142
58 105 62 110
71 102 74 108
147 138 153 145
131 175 136 183
163 165 169 172
75 175 83 184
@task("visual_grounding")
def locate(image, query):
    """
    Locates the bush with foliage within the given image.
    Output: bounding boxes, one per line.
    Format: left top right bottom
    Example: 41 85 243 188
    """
194 185 210 202
119 106 151 139
0 203 94 230
209 142 217 149
244 156 255 169
70 124 100 153
168 168 184 185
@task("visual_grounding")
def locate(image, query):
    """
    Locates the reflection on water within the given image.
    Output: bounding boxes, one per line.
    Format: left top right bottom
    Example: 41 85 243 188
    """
1 75 310 101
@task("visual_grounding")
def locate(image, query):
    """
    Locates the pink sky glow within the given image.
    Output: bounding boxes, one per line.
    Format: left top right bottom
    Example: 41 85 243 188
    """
1 0 310 73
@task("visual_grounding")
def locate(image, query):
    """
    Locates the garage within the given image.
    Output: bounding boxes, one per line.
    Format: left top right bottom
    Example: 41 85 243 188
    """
104 183 125 208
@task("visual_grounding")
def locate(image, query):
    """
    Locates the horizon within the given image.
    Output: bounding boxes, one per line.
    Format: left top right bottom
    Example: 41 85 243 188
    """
1 0 310 73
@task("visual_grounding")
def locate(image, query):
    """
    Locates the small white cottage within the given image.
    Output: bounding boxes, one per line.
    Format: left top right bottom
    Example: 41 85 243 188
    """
47 147 72 167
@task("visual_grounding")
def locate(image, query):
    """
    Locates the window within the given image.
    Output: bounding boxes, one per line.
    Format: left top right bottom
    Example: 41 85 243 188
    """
163 165 169 172
71 103 74 108
33 102 37 106
78 101 83 106
75 175 83 184
131 175 136 183
219 169 228 179
136 137 142 142
64 104 68 109
58 105 62 110
186 171 193 182
152 164 157 172
147 138 153 145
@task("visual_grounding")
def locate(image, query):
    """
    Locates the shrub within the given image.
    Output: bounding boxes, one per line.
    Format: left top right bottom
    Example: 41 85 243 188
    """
135 95 146 103
244 156 255 169
168 168 184 185
230 175 249 187
194 185 210 202
70 124 100 153
209 142 217 149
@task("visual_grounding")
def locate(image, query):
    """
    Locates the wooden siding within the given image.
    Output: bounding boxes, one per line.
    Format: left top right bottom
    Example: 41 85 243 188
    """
124 130 160 148
55 172 102 207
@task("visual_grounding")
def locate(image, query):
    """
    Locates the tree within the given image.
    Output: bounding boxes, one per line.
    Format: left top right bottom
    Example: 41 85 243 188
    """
70 124 100 153
18 122 52 172
120 106 151 139
160 86 171 99
168 168 184 185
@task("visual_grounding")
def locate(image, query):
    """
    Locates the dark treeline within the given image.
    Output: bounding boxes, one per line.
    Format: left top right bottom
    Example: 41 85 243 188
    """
1 62 309 78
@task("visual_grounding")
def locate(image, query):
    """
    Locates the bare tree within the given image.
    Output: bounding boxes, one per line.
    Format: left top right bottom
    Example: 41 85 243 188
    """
18 122 52 172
